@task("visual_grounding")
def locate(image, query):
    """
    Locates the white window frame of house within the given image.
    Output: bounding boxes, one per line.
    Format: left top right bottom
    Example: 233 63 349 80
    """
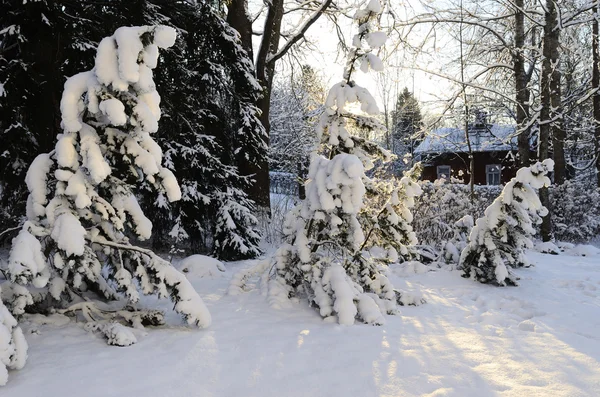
486 164 502 185
437 165 451 180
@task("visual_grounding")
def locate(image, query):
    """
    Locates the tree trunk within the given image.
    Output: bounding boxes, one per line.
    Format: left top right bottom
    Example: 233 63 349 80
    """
539 0 560 242
226 0 253 59
226 0 331 211
594 6 600 187
226 0 272 211
247 0 285 211
514 0 531 167
465 113 475 202
459 0 474 202
545 0 565 184
551 82 566 184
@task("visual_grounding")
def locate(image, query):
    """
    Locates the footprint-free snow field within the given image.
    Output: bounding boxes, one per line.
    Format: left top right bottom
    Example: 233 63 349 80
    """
3 250 600 397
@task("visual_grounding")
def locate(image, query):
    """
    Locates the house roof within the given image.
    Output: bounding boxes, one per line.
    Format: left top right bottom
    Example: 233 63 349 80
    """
414 124 518 155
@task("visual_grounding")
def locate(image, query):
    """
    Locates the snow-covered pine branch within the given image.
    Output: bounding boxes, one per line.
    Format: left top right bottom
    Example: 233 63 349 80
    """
0 286 27 386
4 26 211 353
459 159 554 286
231 0 423 325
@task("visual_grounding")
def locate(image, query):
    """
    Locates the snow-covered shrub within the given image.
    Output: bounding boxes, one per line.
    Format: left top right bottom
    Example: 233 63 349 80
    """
441 215 473 264
0 286 27 386
459 160 554 286
551 179 600 242
86 321 138 347
177 255 226 278
5 26 211 343
261 193 300 244
534 241 561 255
412 180 500 248
231 0 422 325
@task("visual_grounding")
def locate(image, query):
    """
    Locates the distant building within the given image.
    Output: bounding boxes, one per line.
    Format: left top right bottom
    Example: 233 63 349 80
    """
414 113 523 185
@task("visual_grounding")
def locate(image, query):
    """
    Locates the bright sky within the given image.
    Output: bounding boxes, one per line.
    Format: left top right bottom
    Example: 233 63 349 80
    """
303 14 449 113
250 0 455 122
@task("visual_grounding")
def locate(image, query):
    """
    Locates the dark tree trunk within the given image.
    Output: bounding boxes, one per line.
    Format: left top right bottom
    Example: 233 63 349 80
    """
249 0 286 211
226 0 273 211
594 6 600 187
540 0 561 242
552 82 566 184
545 1 565 185
226 0 253 59
225 0 331 212
514 0 531 167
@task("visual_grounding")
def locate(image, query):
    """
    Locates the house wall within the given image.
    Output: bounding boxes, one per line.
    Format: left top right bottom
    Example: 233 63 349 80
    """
420 151 517 185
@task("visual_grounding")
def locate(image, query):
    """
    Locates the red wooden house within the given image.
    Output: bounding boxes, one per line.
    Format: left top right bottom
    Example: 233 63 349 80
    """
414 119 521 185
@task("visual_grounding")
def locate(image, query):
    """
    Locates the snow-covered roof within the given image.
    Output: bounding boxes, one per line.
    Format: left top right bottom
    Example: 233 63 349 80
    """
414 124 518 154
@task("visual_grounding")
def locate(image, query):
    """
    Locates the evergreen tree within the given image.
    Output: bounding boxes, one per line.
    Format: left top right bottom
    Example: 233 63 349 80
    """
0 0 263 260
230 0 423 325
5 26 211 349
391 88 423 163
0 0 104 228
459 160 554 286
142 2 263 260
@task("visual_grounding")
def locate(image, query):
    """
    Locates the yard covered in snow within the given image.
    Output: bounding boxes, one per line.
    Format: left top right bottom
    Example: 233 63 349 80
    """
2 249 600 397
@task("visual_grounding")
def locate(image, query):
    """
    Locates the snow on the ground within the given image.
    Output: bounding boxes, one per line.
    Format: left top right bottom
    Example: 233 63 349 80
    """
176 255 226 278
2 249 600 396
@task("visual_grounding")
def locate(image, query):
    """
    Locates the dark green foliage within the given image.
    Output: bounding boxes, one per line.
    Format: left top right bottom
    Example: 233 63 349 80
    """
0 0 99 228
391 87 423 165
0 0 263 259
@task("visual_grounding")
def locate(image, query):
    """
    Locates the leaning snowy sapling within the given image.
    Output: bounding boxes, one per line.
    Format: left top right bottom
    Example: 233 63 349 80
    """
459 160 554 286
230 0 423 325
5 26 211 350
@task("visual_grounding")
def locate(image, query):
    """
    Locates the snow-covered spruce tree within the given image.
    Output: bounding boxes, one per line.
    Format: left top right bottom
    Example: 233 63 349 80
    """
0 0 106 229
204 5 264 261
141 2 262 260
5 26 211 344
212 188 261 261
0 286 27 386
231 0 422 325
458 160 554 286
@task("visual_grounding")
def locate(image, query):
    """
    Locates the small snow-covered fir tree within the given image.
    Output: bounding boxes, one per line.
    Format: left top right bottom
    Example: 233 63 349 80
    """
231 0 422 325
459 159 554 286
5 26 211 344
0 286 27 386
